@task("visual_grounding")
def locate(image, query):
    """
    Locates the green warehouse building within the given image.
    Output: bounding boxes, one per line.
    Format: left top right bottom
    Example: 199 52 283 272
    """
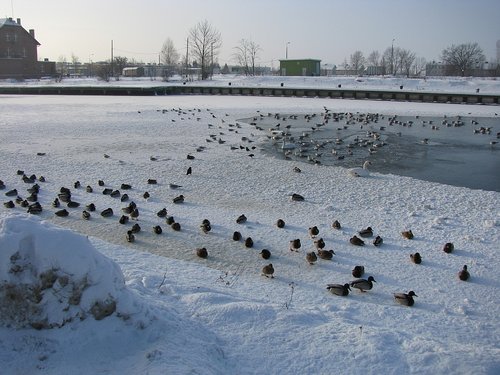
279 59 321 76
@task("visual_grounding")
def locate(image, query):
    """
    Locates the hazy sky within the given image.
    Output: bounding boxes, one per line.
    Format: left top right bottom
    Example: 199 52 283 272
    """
2 0 499 66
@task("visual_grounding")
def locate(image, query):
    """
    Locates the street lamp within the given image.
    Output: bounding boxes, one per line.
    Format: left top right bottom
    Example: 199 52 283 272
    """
88 53 94 77
391 38 395 75
286 41 290 59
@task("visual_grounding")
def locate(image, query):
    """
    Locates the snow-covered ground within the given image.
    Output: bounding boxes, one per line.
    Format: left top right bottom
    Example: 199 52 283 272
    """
0 79 499 374
2 74 500 95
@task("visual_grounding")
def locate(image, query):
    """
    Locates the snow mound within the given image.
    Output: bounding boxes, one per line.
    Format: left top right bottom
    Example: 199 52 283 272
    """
0 214 138 329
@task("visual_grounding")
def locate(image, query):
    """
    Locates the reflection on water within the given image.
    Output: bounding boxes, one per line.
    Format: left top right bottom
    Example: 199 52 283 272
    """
241 112 500 192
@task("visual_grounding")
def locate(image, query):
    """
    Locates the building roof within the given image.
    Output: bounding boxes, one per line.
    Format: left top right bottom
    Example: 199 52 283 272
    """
0 17 40 45
279 59 321 62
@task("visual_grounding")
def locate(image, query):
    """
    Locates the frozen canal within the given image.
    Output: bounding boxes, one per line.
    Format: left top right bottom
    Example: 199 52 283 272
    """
247 112 500 192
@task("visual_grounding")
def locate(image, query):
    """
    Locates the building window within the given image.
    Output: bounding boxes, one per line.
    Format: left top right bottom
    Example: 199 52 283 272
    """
5 33 10 42
23 48 26 57
13 33 18 42
7 47 11 58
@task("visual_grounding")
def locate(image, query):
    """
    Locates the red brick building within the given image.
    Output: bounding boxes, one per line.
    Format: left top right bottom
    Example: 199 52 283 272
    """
0 17 54 79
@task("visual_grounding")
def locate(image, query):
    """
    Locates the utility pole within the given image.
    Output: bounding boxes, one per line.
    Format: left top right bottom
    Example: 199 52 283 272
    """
185 37 189 79
391 38 395 75
111 40 114 79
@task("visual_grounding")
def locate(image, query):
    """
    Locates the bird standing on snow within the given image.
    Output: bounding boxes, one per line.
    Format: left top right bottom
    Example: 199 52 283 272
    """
327 283 351 296
262 264 275 278
401 230 414 239
309 226 319 238
394 291 417 306
350 235 365 246
373 235 383 247
348 161 371 177
306 251 318 265
410 252 422 264
358 226 373 237
443 242 454 253
290 239 301 252
458 265 470 281
352 265 365 278
350 276 376 292
317 249 335 260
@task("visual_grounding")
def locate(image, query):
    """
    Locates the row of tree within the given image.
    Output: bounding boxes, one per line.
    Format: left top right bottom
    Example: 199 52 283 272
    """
344 42 487 77
59 19 492 80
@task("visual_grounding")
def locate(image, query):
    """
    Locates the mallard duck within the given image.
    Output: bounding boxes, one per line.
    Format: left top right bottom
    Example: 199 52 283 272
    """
100 207 113 217
350 235 365 246
110 190 120 198
200 222 211 233
102 188 113 195
5 188 18 197
82 210 91 220
86 203 96 212
332 220 341 230
55 209 69 217
309 226 319 238
276 218 285 228
314 238 326 249
120 194 129 202
3 200 14 208
290 238 301 252
373 235 383 247
394 291 417 306
157 208 168 218
358 227 373 238
306 251 318 265
130 208 139 220
350 276 376 292
125 230 135 243
260 249 271 259
245 237 254 248
153 225 162 234
291 193 304 201
172 194 185 204
326 283 351 296
317 249 335 260
262 264 275 278
458 265 470 281
143 191 150 199
236 214 247 224
443 242 454 253
402 230 414 239
121 183 132 190
147 179 157 185
233 231 242 241
67 200 80 208
171 222 181 231
196 247 208 258
131 223 141 233
352 265 365 278
410 252 422 264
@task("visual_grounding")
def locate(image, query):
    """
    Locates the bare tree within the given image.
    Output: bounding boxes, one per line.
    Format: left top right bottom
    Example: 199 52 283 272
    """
441 42 485 76
189 20 222 80
350 50 365 75
398 48 416 77
113 56 128 77
160 38 180 78
413 56 427 77
233 39 261 76
367 50 380 67
56 55 67 79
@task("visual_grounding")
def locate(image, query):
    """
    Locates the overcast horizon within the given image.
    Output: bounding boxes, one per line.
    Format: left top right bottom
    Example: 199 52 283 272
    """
2 0 499 67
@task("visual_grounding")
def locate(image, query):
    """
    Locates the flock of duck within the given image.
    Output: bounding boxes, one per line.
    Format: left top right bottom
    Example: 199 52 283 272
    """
2 170 470 309
1 106 478 310
248 109 499 168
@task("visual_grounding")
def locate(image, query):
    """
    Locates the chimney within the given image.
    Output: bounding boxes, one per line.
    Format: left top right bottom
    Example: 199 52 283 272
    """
29 29 35 38
17 18 21 25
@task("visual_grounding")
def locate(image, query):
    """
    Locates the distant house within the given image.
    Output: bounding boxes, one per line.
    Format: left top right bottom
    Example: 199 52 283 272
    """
279 59 321 76
0 17 54 79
